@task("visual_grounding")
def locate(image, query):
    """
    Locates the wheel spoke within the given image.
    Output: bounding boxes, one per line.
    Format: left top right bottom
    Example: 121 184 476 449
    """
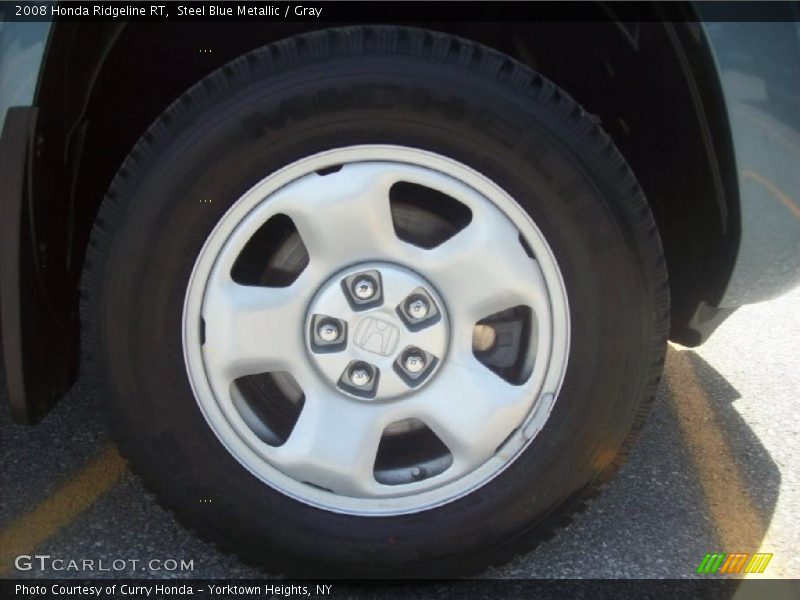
411 354 531 472
425 211 550 325
271 387 387 496
201 274 308 382
268 163 401 269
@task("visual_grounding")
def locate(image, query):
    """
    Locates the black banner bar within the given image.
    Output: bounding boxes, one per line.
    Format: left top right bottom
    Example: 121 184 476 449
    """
1 1 799 23
2 579 800 600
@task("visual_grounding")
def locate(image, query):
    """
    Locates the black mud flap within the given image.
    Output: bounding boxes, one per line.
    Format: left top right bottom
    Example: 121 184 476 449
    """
0 107 76 423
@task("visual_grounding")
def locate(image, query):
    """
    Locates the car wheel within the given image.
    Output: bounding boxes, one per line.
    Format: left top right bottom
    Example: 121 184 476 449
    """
82 26 669 576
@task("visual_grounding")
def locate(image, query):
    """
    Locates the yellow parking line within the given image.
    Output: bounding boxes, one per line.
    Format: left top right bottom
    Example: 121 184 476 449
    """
0 444 127 576
742 170 800 221
665 347 767 577
741 111 800 160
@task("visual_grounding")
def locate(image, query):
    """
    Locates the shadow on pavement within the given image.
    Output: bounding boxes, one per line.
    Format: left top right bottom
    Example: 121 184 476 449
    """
663 347 780 567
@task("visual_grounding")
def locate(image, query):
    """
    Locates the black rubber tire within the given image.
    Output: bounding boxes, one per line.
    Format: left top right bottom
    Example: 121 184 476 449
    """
81 26 669 577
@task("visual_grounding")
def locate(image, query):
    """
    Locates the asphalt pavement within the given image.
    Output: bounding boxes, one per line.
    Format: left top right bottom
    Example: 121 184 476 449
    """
1 287 799 580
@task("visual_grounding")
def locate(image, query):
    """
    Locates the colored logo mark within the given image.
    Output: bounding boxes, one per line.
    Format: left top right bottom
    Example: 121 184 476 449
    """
696 552 772 575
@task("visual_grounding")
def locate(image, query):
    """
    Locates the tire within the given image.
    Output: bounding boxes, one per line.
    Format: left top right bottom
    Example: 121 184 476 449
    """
82 26 669 576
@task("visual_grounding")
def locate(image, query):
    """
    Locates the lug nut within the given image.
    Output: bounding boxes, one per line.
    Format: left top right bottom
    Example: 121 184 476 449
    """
404 351 426 374
339 361 379 397
394 347 437 386
353 278 376 300
397 289 438 329
342 270 382 310
317 321 340 342
407 298 429 320
310 315 346 350
349 366 372 387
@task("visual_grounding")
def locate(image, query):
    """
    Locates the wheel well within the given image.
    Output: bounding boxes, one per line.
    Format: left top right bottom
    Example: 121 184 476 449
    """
22 17 738 417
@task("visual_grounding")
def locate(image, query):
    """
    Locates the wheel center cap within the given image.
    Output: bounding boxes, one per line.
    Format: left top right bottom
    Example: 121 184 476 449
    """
304 262 449 401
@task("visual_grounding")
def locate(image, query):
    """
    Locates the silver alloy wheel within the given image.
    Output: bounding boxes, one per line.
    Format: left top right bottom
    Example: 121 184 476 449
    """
183 145 570 515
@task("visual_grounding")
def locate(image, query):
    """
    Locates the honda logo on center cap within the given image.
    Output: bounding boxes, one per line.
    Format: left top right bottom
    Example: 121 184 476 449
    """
353 316 400 357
